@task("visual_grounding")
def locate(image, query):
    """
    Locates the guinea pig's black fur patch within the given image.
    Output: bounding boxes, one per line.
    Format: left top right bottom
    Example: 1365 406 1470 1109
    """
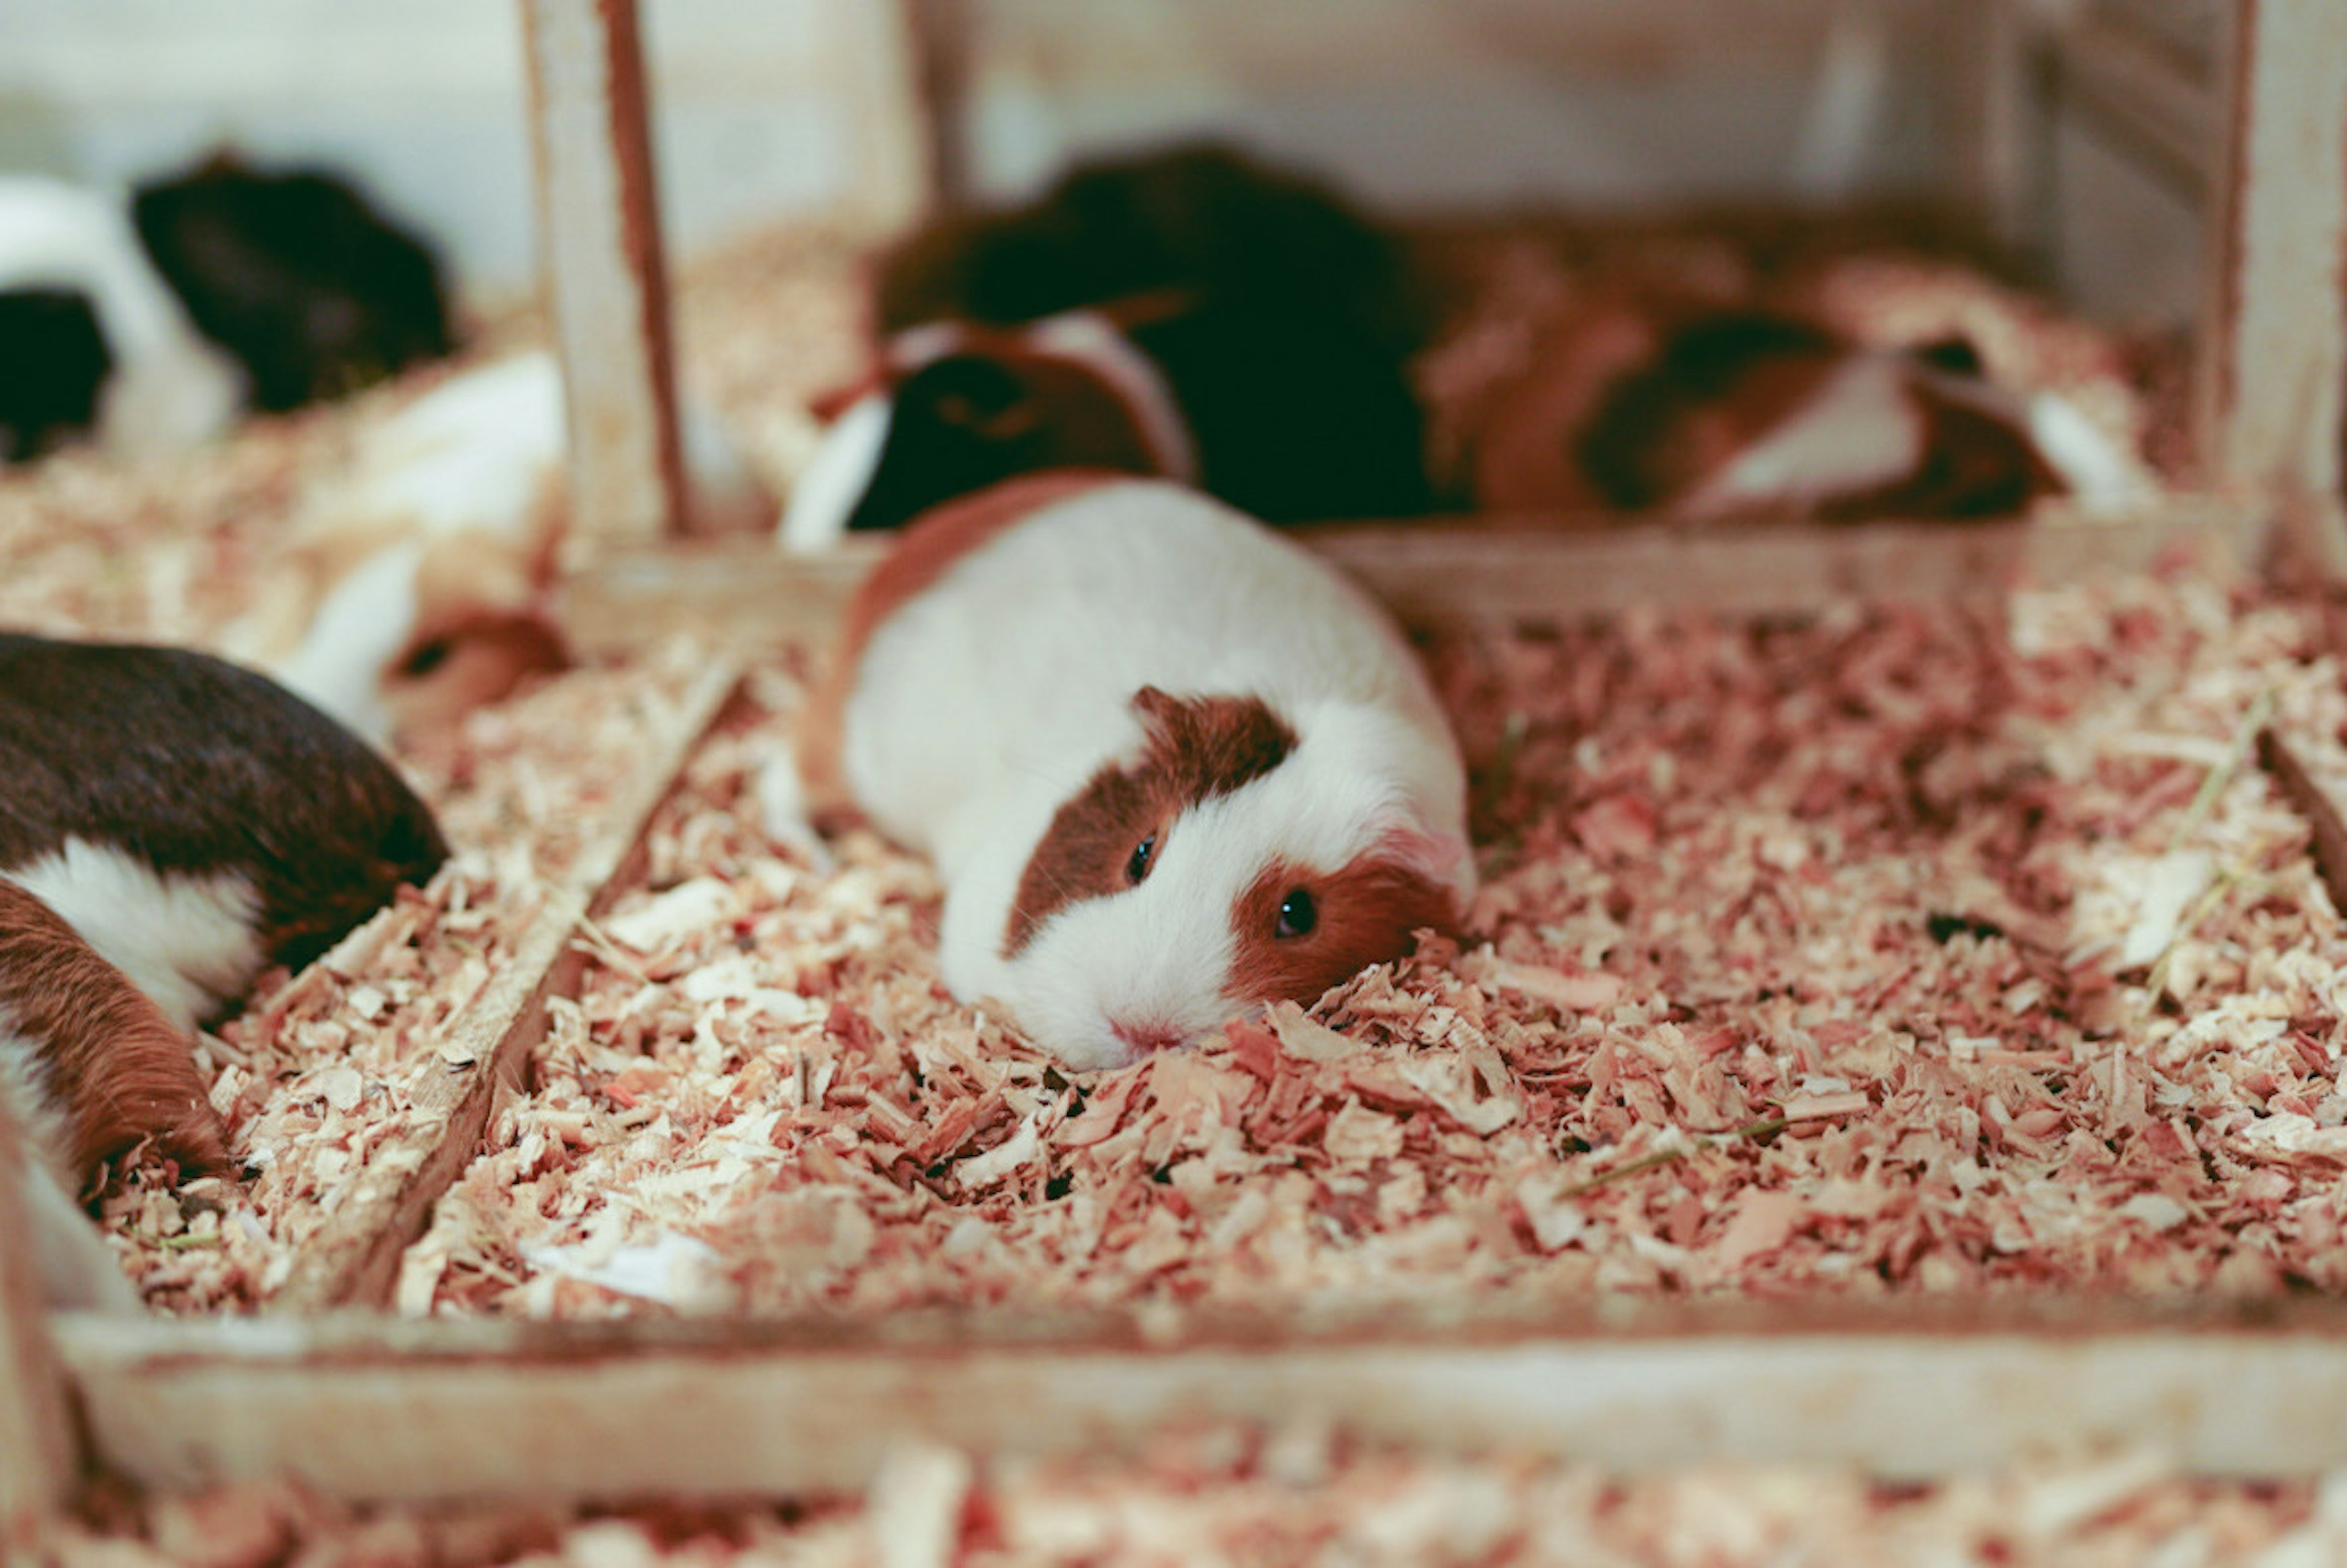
0 632 450 975
0 287 113 463
874 139 1433 361
131 153 455 412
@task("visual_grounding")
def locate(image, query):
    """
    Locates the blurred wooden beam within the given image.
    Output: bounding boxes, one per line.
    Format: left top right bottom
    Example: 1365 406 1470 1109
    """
521 0 688 544
58 1295 2347 1504
554 500 2271 658
0 1113 78 1542
2197 0 2347 505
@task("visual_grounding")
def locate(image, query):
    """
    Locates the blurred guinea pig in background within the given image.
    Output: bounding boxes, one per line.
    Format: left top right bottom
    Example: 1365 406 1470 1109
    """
0 150 454 463
0 632 449 1306
780 142 1440 552
801 473 1473 1071
1460 284 2139 524
227 349 774 748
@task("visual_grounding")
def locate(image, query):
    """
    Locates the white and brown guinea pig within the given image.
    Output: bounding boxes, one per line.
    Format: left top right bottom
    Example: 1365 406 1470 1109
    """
0 632 449 1301
1468 298 2138 523
782 140 1436 554
231 349 772 746
802 474 1472 1071
779 295 1436 553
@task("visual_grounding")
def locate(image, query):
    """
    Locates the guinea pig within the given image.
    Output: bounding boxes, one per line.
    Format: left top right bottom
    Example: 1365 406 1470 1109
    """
230 349 773 746
129 152 455 414
0 175 244 460
1467 298 2137 523
779 295 1436 552
800 473 1473 1071
1 632 448 1306
3 876 220 1311
871 139 1431 359
0 632 450 1034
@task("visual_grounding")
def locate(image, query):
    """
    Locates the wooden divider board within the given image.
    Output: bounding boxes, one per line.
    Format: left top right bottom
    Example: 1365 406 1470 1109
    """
0 1113 75 1542
554 497 2274 657
52 1296 2347 1503
271 659 743 1314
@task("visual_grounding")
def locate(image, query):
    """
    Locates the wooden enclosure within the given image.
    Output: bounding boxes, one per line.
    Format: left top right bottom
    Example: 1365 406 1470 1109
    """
7 0 2347 1545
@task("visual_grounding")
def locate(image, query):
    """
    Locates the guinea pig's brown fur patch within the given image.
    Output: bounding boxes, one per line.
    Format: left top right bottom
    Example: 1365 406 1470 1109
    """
1002 686 1298 958
799 470 1121 811
1225 853 1458 1007
0 879 229 1186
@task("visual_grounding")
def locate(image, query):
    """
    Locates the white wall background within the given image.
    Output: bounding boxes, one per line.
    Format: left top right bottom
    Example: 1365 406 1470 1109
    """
0 0 2210 328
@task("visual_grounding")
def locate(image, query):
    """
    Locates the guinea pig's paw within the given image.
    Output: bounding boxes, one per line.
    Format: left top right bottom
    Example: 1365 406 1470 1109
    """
751 741 836 873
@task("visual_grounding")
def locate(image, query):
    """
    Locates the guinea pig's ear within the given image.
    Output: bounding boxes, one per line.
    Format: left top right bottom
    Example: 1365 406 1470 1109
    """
1372 815 1473 910
1127 686 1298 800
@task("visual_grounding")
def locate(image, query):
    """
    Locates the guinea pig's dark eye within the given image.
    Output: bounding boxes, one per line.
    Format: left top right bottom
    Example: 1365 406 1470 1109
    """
1126 833 1158 885
1276 888 1317 939
397 637 454 680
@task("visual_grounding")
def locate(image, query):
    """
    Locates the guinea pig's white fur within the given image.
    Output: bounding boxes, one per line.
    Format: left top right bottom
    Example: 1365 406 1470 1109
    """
0 176 243 458
233 349 773 744
820 475 1472 1070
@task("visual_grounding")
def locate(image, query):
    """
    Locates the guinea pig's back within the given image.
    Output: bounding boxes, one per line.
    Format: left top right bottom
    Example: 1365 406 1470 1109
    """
0 634 449 1013
840 477 1443 866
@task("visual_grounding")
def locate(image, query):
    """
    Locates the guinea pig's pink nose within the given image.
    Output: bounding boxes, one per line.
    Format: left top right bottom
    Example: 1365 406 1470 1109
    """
1110 1018 1186 1055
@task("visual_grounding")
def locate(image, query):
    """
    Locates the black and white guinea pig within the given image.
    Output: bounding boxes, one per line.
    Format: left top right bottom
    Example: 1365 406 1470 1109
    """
1467 299 2138 522
778 295 1436 551
871 139 1431 358
0 632 449 1304
0 152 454 462
800 474 1473 1071
227 349 772 747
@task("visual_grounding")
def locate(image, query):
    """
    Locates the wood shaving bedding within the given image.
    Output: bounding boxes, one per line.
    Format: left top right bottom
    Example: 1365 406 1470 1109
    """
27 1437 2335 1566
97 644 712 1313
403 557 2347 1320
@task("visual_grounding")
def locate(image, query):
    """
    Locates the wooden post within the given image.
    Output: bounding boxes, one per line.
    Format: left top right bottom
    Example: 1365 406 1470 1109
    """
521 0 688 544
0 1111 79 1541
2198 0 2347 504
900 0 976 214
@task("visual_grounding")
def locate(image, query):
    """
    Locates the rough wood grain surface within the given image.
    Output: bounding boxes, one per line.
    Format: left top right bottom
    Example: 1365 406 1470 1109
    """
521 0 688 544
54 1296 2347 1504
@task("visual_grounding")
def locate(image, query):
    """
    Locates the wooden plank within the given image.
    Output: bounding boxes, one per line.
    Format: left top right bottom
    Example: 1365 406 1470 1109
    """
270 661 741 1314
554 500 2272 656
2258 726 2347 911
898 0 975 213
53 1295 2347 1502
2197 0 2347 498
0 1110 77 1541
521 0 688 543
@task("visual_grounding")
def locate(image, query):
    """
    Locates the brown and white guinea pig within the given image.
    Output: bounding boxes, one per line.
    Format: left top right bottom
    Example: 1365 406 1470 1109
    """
801 474 1472 1071
780 141 1436 552
230 349 772 746
779 295 1436 551
1 631 449 1303
0 153 455 464
1466 296 2138 524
